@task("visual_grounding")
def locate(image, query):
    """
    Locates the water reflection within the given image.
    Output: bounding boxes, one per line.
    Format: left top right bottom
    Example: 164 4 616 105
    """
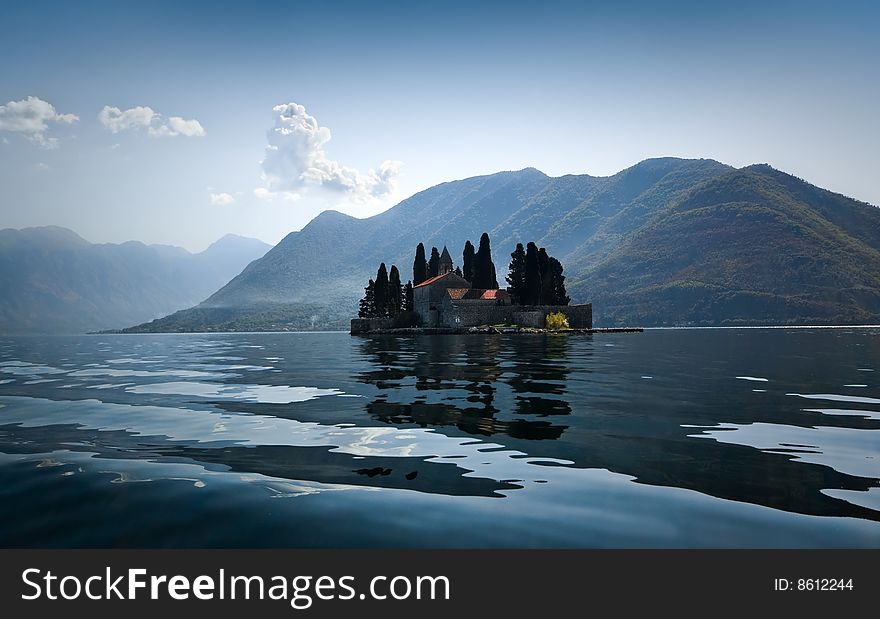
357 335 573 440
0 404 517 498
352 332 880 522
0 330 878 548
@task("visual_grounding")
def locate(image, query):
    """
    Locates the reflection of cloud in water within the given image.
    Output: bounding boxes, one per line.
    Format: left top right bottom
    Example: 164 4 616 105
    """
106 358 160 365
104 470 206 488
787 392 880 405
0 395 564 495
0 395 473 461
327 426 421 458
36 458 64 468
126 381 342 404
823 488 880 512
687 422 880 479
804 408 880 421
71 368 227 379
87 383 135 390
0 361 67 376
262 479 356 498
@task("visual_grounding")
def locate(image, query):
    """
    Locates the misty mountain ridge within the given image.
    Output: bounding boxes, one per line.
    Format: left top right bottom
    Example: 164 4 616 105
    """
0 227 272 333
123 156 880 331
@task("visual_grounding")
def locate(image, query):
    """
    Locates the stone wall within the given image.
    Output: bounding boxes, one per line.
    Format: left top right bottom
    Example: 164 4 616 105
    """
506 304 593 328
413 287 432 324
538 304 592 328
512 310 545 327
439 301 592 329
439 299 510 327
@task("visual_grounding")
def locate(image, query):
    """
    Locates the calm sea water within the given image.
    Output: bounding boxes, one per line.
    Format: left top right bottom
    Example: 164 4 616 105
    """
0 329 878 548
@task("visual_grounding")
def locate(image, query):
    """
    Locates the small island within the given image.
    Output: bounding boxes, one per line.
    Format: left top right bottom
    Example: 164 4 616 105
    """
351 233 630 335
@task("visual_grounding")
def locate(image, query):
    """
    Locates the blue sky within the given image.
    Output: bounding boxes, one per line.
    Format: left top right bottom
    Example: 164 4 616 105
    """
1 0 878 250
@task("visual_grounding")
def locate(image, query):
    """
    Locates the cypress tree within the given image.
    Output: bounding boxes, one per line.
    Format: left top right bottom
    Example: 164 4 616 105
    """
538 248 553 305
358 279 376 318
472 233 499 289
472 240 484 287
389 265 403 316
404 281 414 312
413 243 427 285
462 240 475 282
506 243 526 304
548 257 569 305
374 263 389 317
454 266 463 277
428 247 440 279
524 242 542 305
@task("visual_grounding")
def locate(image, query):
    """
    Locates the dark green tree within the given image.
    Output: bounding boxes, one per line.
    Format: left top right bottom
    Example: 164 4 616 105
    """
358 279 376 318
538 248 553 305
404 281 414 312
428 246 440 279
374 263 390 317
524 242 542 305
506 242 526 304
454 266 463 277
413 243 427 285
547 257 569 305
472 233 499 289
462 240 475 282
389 265 403 316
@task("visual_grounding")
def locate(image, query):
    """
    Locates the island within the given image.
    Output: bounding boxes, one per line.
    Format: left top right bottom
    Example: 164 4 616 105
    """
351 233 621 335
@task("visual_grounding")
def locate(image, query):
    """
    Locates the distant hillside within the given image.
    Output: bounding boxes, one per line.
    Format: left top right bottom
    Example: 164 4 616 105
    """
0 228 271 333
126 158 880 331
566 165 880 325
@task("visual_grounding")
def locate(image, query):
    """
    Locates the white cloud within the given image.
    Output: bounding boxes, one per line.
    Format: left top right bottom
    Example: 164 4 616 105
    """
98 105 155 133
0 96 78 148
209 192 236 206
259 102 401 202
166 116 205 137
371 159 403 195
99 105 205 138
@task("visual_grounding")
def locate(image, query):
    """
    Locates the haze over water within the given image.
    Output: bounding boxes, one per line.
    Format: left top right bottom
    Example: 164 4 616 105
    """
0 329 878 547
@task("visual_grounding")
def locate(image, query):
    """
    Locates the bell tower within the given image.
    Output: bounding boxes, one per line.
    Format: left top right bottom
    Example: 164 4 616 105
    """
439 246 453 275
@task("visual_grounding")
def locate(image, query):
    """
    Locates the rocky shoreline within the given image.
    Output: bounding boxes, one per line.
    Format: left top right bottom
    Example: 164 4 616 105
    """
350 326 643 335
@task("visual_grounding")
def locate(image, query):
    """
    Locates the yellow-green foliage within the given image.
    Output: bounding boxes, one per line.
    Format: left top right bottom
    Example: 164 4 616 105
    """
546 312 569 330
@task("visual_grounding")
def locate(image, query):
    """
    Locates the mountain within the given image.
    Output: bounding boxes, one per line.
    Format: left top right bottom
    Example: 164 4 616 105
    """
0 228 271 333
125 158 880 331
566 164 880 325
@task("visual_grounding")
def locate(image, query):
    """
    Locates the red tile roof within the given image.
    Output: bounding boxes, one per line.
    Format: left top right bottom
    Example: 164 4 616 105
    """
413 273 449 288
480 289 510 301
446 288 470 299
414 271 469 288
444 288 511 301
